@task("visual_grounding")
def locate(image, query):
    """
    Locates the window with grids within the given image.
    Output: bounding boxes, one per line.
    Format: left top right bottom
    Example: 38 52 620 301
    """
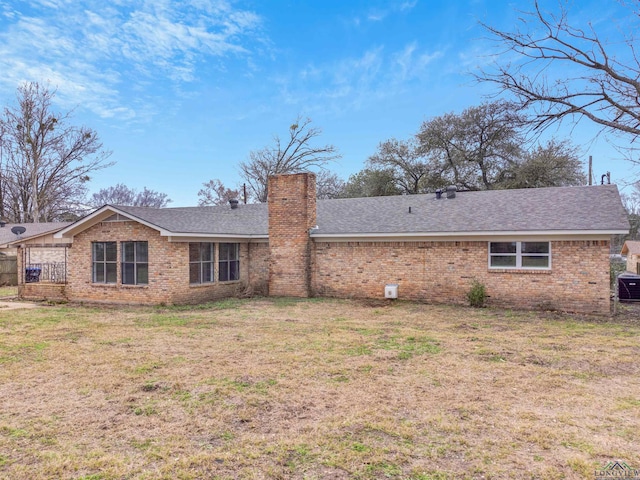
489 241 550 269
121 241 148 285
218 243 240 281
189 243 214 284
92 242 117 283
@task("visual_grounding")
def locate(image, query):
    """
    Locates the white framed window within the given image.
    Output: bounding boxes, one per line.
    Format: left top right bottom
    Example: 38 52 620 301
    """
92 242 117 283
219 243 240 281
489 241 551 269
189 242 214 284
121 241 148 285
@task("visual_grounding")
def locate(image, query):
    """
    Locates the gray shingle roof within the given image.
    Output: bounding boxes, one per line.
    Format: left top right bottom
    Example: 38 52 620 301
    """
88 184 628 237
115 203 268 236
314 184 629 235
0 222 71 247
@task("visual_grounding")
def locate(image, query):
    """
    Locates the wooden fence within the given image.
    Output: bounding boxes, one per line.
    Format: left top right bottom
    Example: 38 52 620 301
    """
0 256 17 286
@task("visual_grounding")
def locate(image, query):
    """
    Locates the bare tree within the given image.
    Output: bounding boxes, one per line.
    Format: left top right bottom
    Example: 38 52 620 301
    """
239 117 341 202
0 82 112 222
89 184 171 208
315 170 345 199
479 1 640 156
197 179 241 206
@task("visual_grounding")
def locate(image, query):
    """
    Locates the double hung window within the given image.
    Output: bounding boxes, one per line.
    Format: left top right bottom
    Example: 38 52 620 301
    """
92 242 117 283
189 243 214 284
218 243 240 281
121 241 149 285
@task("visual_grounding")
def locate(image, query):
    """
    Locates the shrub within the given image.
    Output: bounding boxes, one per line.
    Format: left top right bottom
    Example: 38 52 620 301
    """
467 279 487 308
610 258 627 289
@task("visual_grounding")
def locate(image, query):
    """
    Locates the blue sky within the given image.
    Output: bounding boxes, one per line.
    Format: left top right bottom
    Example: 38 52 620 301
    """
0 0 636 206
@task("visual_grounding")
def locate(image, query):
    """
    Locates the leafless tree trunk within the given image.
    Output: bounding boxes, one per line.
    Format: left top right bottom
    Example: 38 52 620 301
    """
239 117 340 202
0 82 112 222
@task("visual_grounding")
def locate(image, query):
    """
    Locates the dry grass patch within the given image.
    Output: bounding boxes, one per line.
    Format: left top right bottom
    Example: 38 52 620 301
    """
0 298 639 479
0 286 17 298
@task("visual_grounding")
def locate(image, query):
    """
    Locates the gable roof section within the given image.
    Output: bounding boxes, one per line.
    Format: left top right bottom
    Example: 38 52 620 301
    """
55 184 629 241
313 184 629 237
622 241 640 256
0 222 71 248
55 203 269 239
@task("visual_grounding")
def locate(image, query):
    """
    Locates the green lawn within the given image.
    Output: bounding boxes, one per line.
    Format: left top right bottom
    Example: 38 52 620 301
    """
0 298 638 479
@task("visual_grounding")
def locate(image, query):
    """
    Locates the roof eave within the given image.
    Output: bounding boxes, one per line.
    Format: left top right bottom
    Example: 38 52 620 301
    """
166 233 269 241
55 205 196 239
311 229 629 240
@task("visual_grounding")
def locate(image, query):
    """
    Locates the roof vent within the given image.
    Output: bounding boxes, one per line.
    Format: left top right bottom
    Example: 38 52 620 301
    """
435 189 442 199
229 199 239 209
446 185 457 199
0 221 5 227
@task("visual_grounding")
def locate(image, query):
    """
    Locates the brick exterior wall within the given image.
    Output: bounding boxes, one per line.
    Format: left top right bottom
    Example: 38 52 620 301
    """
311 239 611 314
20 283 66 302
267 173 316 297
248 242 270 295
59 220 267 305
627 254 639 275
16 173 614 314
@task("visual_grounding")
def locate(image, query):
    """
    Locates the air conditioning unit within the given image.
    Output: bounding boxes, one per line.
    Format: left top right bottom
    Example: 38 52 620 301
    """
619 274 640 301
385 284 398 299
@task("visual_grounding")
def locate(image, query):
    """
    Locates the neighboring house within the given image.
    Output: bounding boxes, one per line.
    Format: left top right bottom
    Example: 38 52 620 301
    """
621 241 640 274
1 222 71 286
16 173 629 314
0 222 71 253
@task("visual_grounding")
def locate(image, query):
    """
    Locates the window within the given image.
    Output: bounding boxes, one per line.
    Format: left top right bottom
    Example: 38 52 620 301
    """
189 243 214 284
92 242 117 283
219 243 240 281
489 241 550 269
121 241 148 285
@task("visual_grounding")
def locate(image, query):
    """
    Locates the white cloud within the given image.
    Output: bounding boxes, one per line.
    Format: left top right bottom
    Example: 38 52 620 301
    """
365 1 418 22
282 42 442 115
392 42 444 82
0 0 264 120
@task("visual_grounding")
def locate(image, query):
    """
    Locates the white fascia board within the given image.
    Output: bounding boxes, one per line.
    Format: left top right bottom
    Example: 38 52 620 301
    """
54 205 131 238
310 230 627 242
167 234 268 242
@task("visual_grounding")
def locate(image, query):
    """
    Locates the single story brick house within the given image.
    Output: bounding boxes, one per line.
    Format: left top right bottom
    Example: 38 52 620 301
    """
621 240 640 274
15 173 629 314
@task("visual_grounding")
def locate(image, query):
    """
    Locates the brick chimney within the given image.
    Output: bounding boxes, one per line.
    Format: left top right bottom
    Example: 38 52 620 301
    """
267 172 316 297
